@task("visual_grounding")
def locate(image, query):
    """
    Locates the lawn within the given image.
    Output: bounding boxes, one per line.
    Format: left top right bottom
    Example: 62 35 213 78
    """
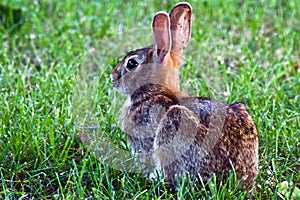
0 0 299 199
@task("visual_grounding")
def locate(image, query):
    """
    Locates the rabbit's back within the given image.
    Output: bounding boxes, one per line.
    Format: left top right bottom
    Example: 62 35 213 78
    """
154 97 258 190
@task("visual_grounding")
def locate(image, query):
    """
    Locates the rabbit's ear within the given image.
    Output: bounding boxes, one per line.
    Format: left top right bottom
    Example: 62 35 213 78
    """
152 12 171 63
169 3 192 67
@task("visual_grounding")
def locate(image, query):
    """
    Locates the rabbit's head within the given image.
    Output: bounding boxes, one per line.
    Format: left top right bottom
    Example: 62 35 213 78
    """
111 3 192 97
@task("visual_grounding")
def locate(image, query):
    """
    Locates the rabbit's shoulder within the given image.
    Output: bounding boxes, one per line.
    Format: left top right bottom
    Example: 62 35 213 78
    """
122 83 179 129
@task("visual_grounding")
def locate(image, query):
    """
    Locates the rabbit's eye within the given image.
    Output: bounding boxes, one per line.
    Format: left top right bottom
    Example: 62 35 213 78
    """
126 58 139 71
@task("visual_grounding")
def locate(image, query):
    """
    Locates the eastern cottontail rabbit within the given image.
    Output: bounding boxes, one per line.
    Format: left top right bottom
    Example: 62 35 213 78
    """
111 2 258 191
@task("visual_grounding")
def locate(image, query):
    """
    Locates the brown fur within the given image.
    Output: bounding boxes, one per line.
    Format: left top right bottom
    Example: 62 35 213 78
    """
110 2 258 192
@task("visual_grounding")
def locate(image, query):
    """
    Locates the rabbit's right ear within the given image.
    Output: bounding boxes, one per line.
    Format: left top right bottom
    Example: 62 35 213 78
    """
169 3 192 68
152 12 171 64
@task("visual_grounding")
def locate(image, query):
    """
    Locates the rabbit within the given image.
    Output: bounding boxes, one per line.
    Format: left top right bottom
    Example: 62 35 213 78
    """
110 2 258 192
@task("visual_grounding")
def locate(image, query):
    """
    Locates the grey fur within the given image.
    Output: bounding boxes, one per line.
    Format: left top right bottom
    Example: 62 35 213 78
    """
111 2 258 192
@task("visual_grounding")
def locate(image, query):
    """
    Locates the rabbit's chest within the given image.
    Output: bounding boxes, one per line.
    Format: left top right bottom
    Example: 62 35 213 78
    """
121 99 167 142
121 85 179 153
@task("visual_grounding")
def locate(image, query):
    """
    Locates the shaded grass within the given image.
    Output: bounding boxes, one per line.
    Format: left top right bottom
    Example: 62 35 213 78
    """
0 0 299 199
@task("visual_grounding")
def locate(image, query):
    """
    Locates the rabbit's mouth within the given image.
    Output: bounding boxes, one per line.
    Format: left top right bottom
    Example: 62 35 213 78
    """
111 75 124 94
111 78 119 89
111 73 120 86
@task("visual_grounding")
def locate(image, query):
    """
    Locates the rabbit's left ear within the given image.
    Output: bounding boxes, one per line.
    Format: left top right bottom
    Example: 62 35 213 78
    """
169 2 192 67
152 12 171 63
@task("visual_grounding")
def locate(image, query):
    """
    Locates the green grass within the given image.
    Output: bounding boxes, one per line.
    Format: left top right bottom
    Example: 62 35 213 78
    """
0 0 299 199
